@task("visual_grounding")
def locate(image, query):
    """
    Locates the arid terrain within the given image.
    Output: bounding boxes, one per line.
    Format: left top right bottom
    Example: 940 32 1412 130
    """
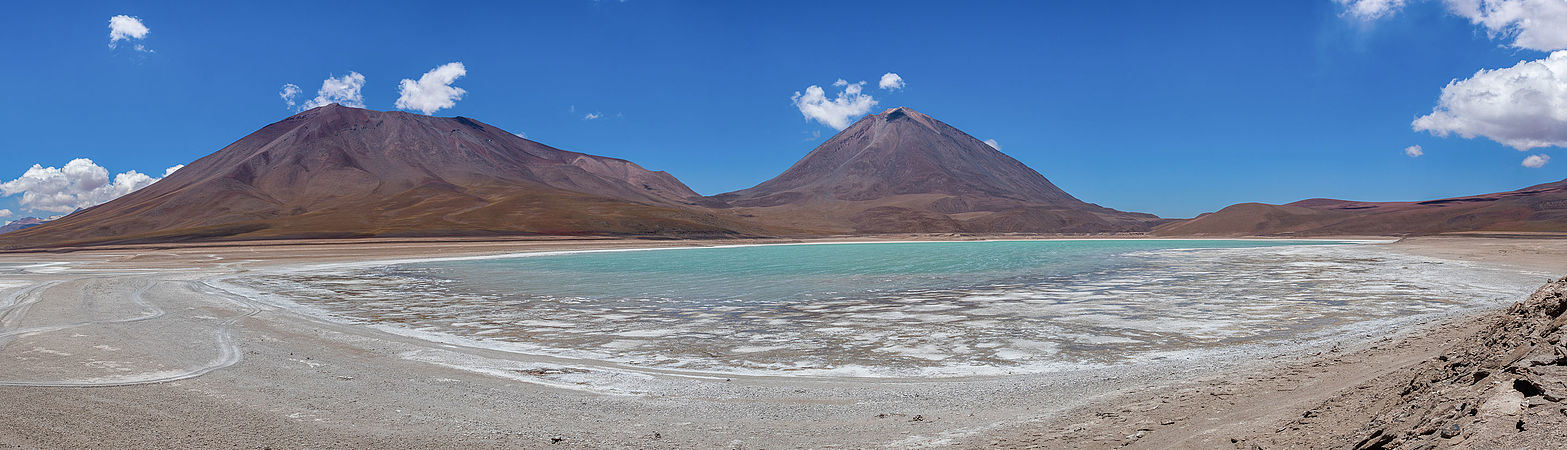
0 234 1561 448
978 234 1567 449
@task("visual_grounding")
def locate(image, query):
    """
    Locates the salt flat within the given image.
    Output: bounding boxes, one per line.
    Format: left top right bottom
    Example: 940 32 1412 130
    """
0 235 1559 448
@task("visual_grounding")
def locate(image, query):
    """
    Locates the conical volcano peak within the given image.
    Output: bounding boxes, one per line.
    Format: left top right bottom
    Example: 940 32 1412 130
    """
714 106 1164 234
872 106 942 131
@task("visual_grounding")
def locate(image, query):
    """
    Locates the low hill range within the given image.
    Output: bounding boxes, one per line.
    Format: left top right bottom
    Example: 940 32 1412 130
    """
1153 180 1567 236
2 104 1565 248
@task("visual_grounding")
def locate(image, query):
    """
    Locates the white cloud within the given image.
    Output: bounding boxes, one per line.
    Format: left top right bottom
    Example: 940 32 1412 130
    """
1445 0 1567 51
0 209 10 218
294 72 366 110
514 131 527 138
163 165 183 177
1335 0 1567 51
0 159 182 214
879 73 906 91
833 79 849 87
791 80 878 130
1404 144 1424 157
984 139 1001 150
583 112 603 120
107 15 151 52
1412 51 1567 150
395 62 467 115
279 84 301 109
1334 0 1410 20
1523 153 1551 167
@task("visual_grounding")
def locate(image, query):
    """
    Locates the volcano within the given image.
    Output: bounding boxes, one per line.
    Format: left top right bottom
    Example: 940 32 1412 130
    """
707 107 1163 233
1 104 762 248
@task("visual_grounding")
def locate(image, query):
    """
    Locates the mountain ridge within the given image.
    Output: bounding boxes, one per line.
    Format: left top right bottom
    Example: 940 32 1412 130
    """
4 105 1174 249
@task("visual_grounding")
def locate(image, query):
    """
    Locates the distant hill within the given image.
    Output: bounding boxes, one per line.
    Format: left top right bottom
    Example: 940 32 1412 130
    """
1 104 767 248
1154 179 1567 236
707 107 1164 234
0 217 47 235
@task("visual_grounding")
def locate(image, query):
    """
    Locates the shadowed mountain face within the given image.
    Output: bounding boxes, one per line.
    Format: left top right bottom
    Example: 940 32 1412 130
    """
708 107 1164 233
0 218 47 235
1154 179 1567 236
2 105 763 248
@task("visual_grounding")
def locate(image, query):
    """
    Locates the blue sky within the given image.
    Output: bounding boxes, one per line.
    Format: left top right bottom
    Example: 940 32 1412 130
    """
1 0 1563 220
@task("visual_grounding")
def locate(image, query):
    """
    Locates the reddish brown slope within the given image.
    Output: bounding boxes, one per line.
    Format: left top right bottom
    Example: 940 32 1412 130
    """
1155 179 1567 236
2 105 763 248
708 107 1164 233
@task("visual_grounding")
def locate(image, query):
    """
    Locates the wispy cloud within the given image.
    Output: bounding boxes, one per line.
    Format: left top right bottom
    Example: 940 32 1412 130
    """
1335 0 1567 51
279 84 302 109
1404 145 1423 157
984 139 1001 150
1333 0 1409 20
584 112 603 120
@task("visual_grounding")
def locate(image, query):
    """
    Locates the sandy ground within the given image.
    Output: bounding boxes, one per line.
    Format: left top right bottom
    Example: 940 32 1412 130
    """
0 234 1561 448
973 234 1567 449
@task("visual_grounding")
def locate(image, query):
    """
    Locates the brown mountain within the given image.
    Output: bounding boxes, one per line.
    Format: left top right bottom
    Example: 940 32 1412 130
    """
1 104 764 248
706 107 1163 233
1154 179 1567 236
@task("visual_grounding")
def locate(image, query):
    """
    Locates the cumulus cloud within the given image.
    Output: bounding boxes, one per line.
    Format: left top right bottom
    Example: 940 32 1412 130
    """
879 73 906 91
1523 154 1551 167
791 80 878 130
163 165 183 177
279 84 301 109
1446 0 1567 51
0 159 182 214
1412 51 1567 150
298 72 367 110
395 62 467 115
1405 144 1424 157
107 15 151 52
984 139 1002 150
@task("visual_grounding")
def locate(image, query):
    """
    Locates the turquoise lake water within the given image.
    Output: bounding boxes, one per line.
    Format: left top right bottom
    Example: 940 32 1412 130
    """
248 240 1542 377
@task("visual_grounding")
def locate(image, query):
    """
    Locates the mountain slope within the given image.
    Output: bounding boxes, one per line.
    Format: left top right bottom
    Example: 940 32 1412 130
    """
708 107 1163 233
2 105 762 248
1154 179 1567 236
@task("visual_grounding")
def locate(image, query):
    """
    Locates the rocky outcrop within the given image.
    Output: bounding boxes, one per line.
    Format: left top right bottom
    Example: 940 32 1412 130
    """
1338 277 1567 448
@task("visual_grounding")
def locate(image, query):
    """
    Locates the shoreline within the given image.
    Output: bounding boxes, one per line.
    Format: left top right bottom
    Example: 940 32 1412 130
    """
0 235 1561 447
